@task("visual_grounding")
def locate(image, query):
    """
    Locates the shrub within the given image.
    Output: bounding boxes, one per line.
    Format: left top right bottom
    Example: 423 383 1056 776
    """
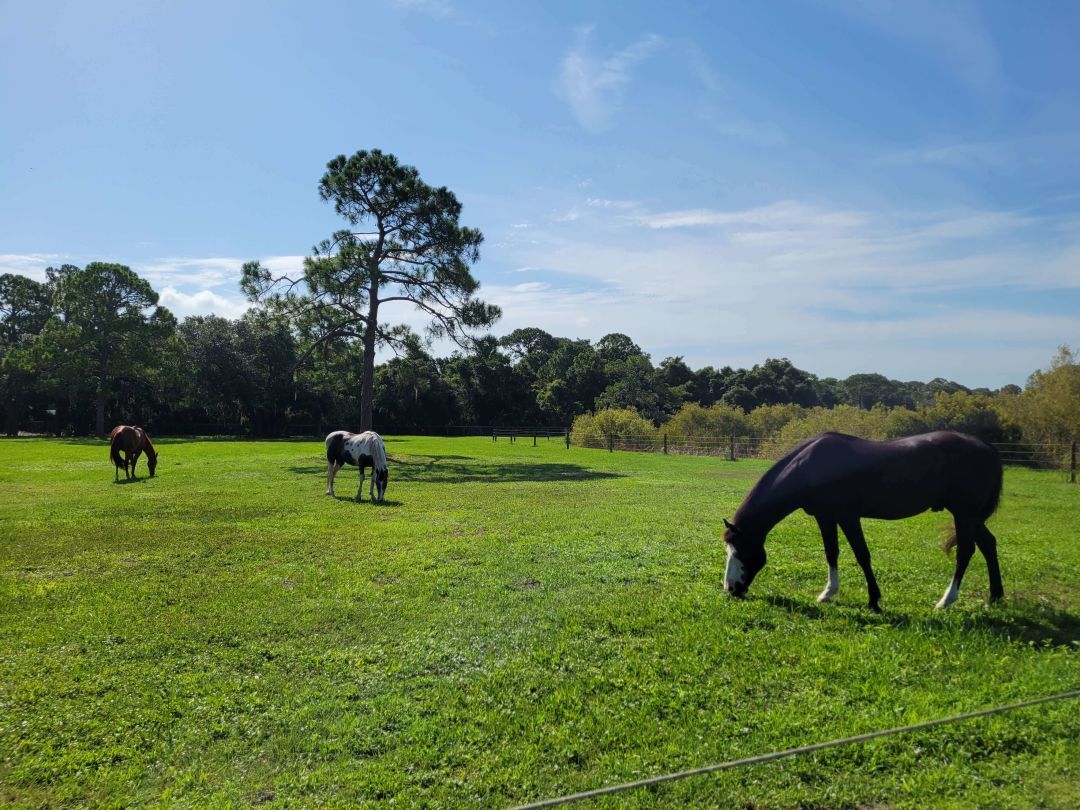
661 402 747 443
746 403 805 438
775 405 891 452
571 408 658 450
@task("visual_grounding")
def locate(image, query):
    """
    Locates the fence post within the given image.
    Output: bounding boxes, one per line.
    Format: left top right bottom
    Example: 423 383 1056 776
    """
492 430 496 442
565 428 570 449
729 433 736 462
608 434 614 453
533 433 537 447
1071 440 1077 484
663 433 668 454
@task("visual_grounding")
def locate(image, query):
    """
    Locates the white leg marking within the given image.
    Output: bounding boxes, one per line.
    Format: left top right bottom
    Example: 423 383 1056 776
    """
935 578 959 610
327 462 340 496
817 565 840 603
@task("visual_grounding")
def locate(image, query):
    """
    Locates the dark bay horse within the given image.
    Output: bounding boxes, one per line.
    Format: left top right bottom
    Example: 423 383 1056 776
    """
722 431 1003 611
109 425 158 481
325 430 389 502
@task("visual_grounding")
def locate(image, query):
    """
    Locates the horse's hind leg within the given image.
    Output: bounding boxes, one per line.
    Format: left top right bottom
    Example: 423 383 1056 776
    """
815 516 840 603
936 518 976 610
355 468 365 503
839 517 881 612
974 524 1004 603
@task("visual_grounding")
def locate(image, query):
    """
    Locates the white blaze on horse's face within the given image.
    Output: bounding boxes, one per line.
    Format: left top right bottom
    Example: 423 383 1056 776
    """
724 543 746 596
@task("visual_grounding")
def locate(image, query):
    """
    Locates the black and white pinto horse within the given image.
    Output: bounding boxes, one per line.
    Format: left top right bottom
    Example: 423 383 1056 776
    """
325 430 389 502
723 431 1003 612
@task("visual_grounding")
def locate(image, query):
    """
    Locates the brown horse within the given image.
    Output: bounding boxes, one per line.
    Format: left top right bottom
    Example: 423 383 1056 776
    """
109 425 158 481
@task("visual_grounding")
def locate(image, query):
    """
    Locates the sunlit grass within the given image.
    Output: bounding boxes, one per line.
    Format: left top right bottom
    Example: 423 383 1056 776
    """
1 436 1077 808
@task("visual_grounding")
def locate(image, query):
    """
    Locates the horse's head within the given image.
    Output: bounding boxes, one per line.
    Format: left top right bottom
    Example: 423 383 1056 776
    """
375 467 388 502
147 451 158 477
723 518 766 598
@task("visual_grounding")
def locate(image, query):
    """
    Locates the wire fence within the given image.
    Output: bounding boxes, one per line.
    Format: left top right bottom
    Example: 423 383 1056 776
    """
572 433 1078 480
510 688 1080 809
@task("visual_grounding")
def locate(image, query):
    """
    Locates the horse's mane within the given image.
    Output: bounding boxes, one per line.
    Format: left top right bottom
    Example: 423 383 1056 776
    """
735 433 835 524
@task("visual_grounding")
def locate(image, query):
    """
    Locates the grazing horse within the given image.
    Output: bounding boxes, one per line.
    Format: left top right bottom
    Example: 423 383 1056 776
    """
109 425 158 481
722 431 1003 612
325 430 389 502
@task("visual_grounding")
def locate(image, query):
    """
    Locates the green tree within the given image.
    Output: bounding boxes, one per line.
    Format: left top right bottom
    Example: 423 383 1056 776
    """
242 149 500 431
535 339 605 424
45 263 173 436
0 274 54 434
1019 345 1080 445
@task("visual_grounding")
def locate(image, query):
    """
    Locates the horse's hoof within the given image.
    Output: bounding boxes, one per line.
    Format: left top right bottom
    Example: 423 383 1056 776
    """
868 603 882 613
816 590 837 603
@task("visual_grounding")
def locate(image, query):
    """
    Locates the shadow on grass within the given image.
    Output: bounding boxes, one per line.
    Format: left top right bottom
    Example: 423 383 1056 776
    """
325 495 404 507
766 592 1080 647
764 594 828 620
288 454 623 484
112 477 148 485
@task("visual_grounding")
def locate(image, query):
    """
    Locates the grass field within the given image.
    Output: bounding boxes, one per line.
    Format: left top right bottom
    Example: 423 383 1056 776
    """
1 436 1078 808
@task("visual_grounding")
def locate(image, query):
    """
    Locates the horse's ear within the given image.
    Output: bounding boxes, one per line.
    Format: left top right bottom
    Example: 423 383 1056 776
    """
723 518 739 533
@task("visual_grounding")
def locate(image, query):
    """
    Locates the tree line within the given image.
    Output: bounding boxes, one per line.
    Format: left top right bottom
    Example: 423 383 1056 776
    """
4 262 1076 443
2 148 1076 446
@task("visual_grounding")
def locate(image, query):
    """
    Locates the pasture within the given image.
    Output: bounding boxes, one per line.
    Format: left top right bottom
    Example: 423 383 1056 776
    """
1 436 1077 808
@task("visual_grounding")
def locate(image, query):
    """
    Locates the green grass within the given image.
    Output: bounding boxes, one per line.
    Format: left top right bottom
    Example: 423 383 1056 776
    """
1 436 1077 808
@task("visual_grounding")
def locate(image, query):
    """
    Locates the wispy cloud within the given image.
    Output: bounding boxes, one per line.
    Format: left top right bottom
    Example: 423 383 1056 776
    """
830 0 1001 93
559 27 662 132
0 253 68 281
391 0 453 18
489 197 1080 386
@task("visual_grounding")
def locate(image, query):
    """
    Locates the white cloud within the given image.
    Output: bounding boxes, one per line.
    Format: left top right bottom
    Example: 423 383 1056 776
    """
0 253 68 281
486 198 1080 387
559 28 662 132
158 287 251 320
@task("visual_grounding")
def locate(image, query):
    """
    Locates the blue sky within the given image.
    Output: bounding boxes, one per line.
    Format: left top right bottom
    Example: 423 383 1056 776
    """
2 0 1079 388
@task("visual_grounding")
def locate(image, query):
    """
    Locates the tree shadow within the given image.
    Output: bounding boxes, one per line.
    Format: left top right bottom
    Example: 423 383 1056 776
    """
286 453 623 484
56 436 326 447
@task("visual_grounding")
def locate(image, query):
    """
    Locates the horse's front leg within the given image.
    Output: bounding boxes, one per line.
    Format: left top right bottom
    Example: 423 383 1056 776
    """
131 451 140 479
839 517 881 612
815 516 840 603
355 469 365 503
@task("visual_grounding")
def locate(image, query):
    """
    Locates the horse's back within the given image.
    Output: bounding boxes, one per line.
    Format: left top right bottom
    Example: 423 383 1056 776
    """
789 431 999 520
325 430 387 470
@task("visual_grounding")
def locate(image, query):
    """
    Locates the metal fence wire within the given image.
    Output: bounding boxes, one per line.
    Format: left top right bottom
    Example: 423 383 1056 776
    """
571 433 1078 479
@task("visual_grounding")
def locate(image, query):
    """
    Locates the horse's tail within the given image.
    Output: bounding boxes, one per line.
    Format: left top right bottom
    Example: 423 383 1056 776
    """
369 433 388 471
110 437 123 469
944 440 1003 554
